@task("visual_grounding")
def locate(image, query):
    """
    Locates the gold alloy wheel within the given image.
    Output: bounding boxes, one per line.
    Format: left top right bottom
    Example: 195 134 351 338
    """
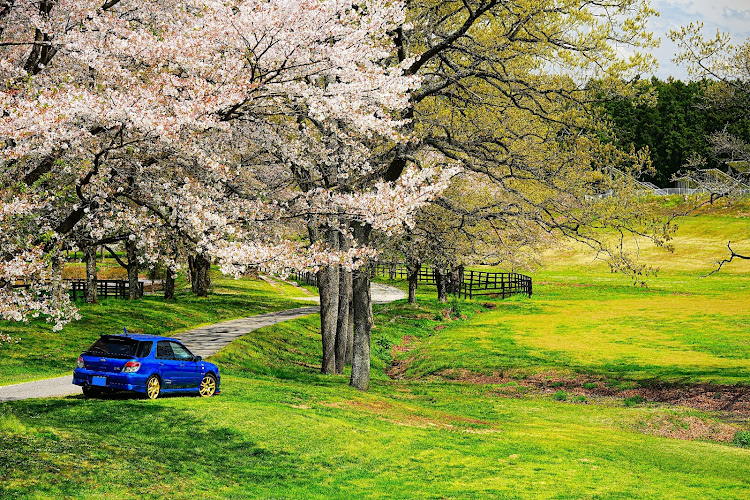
146 376 160 400
199 375 216 397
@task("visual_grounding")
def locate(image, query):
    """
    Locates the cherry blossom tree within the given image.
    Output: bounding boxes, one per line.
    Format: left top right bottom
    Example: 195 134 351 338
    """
1 0 446 361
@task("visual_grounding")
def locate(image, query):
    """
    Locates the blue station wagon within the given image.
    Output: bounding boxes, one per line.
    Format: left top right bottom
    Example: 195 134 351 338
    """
73 334 221 399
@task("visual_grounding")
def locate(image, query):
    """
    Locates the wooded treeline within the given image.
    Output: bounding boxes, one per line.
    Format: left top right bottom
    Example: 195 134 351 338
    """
601 77 750 186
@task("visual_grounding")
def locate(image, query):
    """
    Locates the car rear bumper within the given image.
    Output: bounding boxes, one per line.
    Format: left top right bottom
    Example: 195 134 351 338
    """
73 369 147 392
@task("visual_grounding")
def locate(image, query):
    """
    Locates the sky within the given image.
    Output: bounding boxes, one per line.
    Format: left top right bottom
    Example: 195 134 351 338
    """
648 0 750 80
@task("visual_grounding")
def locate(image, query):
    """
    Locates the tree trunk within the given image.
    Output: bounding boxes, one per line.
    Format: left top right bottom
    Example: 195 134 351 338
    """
318 226 340 374
447 265 461 295
349 222 373 391
126 239 141 300
164 266 175 300
406 257 420 304
336 227 353 373
51 250 64 304
84 245 98 304
345 284 354 365
191 253 211 297
187 254 195 291
435 266 447 303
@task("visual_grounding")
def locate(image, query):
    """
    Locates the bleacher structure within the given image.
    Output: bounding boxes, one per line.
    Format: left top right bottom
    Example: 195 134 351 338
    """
594 167 750 198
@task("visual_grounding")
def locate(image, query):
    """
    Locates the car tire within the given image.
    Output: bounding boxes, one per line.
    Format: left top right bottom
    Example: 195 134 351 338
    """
82 385 101 398
198 374 217 397
145 375 161 400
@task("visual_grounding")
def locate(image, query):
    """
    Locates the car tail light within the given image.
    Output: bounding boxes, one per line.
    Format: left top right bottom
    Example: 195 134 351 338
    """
122 361 141 373
77 356 84 368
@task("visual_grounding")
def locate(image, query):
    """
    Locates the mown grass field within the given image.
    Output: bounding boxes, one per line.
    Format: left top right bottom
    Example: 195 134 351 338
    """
412 199 750 386
1 200 749 499
389 271 750 384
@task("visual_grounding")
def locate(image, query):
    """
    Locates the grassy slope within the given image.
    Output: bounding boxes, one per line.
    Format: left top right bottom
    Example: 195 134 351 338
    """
0 272 311 385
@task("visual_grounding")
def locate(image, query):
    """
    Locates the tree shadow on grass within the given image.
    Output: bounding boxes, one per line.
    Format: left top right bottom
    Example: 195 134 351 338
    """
0 397 300 499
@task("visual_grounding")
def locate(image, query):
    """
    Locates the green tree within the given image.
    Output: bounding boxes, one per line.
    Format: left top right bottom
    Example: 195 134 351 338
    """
669 24 750 269
601 77 750 186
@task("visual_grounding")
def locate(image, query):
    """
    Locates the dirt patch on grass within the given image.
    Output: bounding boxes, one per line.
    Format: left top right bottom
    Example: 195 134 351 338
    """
427 369 750 424
391 335 416 354
639 415 737 442
387 336 420 379
421 369 750 442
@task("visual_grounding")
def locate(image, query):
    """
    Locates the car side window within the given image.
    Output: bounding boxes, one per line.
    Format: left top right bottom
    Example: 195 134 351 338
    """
156 341 175 360
170 341 194 361
136 341 153 358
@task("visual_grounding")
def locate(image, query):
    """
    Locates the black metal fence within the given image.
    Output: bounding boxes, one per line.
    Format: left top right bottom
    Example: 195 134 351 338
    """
456 270 532 299
286 263 532 300
69 279 144 300
12 279 144 300
288 270 318 287
369 263 436 284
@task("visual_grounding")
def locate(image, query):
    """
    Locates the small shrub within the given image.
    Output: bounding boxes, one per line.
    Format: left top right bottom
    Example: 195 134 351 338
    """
373 337 393 365
375 336 393 352
574 395 587 403
732 431 750 448
450 297 462 318
583 382 598 390
551 381 564 387
624 396 645 407
553 390 568 401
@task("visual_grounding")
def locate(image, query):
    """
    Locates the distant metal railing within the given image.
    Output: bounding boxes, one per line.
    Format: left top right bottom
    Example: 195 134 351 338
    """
12 279 144 299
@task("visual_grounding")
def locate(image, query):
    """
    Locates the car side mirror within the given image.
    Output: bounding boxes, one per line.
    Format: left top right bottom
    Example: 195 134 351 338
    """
194 355 203 362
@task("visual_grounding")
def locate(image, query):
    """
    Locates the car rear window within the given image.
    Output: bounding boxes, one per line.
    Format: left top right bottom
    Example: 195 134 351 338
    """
136 341 153 358
86 337 142 358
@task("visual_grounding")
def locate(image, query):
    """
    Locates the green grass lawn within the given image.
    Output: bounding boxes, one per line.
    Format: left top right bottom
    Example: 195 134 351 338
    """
1 203 749 498
2 313 749 499
0 271 311 385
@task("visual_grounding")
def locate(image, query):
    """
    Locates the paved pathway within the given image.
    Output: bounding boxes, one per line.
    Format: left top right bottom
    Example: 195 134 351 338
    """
0 283 405 402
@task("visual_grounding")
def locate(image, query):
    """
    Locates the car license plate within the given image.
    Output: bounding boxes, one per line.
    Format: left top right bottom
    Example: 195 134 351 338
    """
92 376 106 387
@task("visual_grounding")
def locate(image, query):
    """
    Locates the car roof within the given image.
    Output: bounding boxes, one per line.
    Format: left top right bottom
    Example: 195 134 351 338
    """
101 333 178 342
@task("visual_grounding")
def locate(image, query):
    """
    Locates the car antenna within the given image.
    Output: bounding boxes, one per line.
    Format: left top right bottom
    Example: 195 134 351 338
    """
123 326 127 335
